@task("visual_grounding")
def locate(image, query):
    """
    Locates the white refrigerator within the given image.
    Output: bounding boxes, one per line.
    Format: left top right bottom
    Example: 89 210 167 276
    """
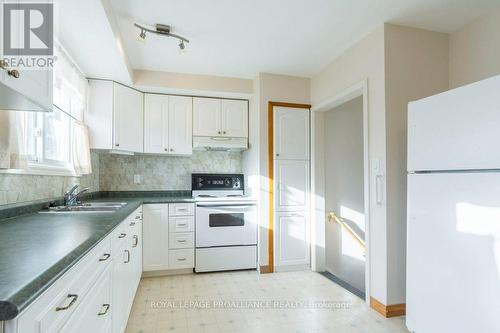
407 75 500 333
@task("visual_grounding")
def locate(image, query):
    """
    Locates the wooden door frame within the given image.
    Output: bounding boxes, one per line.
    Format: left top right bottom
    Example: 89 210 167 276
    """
266 101 312 273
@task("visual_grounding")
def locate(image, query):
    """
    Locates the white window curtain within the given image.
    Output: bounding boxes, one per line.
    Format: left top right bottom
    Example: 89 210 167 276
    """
53 40 89 122
0 111 29 169
53 40 92 175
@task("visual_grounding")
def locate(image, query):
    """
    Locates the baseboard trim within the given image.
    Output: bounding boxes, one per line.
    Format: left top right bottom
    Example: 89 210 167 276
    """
142 268 193 278
370 297 406 318
259 265 272 273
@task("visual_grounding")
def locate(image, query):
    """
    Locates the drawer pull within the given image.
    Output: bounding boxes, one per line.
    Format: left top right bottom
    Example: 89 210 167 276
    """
56 294 78 311
177 239 187 243
132 235 139 247
129 221 136 226
177 258 187 261
177 223 187 227
177 208 188 211
124 250 130 263
135 215 141 220
99 253 111 262
98 304 110 316
118 233 126 239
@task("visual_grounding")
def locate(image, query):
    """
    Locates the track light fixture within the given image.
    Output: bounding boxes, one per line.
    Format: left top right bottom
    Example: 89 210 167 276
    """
134 23 189 51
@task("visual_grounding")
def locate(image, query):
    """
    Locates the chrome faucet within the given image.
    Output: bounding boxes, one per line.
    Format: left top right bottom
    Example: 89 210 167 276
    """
64 185 89 206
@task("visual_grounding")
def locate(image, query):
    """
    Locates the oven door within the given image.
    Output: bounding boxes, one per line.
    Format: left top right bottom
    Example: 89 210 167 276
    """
196 202 257 247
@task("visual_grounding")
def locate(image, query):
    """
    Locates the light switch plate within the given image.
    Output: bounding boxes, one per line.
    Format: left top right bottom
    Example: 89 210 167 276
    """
133 174 141 184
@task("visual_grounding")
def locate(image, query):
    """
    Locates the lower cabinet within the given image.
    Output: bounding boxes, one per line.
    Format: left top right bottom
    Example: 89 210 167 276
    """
143 203 195 272
5 207 143 333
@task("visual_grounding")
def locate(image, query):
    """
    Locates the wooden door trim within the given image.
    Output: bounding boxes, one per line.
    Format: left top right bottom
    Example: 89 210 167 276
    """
266 101 311 273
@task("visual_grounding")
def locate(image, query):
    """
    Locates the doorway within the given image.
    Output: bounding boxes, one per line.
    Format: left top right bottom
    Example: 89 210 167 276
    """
310 80 370 303
323 96 366 299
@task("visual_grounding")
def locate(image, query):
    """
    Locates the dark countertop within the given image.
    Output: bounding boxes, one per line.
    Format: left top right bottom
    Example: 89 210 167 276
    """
0 193 194 321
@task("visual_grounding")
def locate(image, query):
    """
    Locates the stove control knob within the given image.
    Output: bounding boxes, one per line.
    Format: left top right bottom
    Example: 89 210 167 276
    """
233 178 241 189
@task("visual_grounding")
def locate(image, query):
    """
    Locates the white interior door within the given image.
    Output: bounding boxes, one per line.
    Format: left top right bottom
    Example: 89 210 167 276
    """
221 99 248 137
144 94 169 154
169 96 192 155
274 107 310 160
193 97 221 136
407 172 500 333
275 159 310 212
275 211 310 267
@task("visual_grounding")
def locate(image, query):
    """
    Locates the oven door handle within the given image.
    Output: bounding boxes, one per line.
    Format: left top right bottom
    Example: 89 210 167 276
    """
197 204 256 208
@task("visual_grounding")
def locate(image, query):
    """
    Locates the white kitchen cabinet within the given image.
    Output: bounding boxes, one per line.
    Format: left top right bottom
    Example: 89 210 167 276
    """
168 96 193 155
86 80 144 153
144 94 168 154
142 204 169 271
193 97 221 137
275 211 310 267
193 97 248 138
113 84 144 152
0 0 53 111
274 159 310 212
221 99 248 138
144 94 192 155
59 265 112 333
274 107 310 160
143 203 195 272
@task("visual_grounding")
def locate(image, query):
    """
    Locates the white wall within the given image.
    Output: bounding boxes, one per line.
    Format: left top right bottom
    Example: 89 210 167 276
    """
449 10 500 88
384 24 449 304
311 25 389 304
324 96 365 292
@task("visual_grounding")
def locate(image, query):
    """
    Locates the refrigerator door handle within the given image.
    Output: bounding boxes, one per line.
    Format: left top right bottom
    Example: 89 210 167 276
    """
375 174 383 205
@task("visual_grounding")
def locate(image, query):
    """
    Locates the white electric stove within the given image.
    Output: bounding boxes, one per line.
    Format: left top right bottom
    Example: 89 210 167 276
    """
192 174 257 273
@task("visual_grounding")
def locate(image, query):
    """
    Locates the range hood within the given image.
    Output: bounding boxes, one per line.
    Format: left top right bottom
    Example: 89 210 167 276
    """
193 136 248 151
0 81 50 112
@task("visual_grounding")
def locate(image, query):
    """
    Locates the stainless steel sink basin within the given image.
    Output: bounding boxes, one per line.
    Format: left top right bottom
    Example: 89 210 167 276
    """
40 202 127 213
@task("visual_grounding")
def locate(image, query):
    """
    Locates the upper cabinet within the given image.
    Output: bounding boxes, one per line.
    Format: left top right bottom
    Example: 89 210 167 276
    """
86 80 144 153
144 94 192 155
274 107 310 160
193 97 248 138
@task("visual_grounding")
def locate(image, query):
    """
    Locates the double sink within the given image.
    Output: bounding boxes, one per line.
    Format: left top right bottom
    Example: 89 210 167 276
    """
41 202 127 213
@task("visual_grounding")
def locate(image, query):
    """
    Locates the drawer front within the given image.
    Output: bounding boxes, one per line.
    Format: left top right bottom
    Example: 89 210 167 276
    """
168 232 194 249
16 238 112 333
169 249 194 269
59 265 112 333
169 216 194 233
168 203 194 216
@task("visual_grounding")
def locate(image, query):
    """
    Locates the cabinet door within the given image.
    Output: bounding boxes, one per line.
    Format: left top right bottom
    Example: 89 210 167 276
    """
275 211 310 267
274 107 310 160
275 159 310 212
144 94 169 154
221 99 248 137
142 204 169 271
86 80 114 149
113 83 144 152
59 266 112 333
169 96 193 155
193 97 221 136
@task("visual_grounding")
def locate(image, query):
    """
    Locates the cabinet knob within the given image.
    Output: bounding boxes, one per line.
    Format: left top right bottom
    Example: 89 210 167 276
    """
115 143 120 147
223 131 226 134
276 153 280 157
218 131 221 134
170 148 174 152
164 148 168 152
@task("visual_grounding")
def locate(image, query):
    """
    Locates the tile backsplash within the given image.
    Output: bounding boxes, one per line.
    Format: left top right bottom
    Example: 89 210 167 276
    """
0 150 243 206
0 151 100 206
99 150 242 191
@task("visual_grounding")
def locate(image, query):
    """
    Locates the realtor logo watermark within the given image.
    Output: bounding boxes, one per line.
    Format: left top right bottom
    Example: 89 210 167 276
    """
2 1 54 69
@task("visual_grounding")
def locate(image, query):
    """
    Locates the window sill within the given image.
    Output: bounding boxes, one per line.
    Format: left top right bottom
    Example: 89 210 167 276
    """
0 165 80 177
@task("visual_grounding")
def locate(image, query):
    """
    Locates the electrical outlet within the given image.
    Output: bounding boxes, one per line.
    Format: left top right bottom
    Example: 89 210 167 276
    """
133 174 141 184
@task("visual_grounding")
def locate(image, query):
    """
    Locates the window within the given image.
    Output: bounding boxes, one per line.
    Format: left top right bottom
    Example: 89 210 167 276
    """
25 107 75 174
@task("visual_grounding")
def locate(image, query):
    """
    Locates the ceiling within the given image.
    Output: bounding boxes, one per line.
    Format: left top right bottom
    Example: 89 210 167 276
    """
60 0 500 81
